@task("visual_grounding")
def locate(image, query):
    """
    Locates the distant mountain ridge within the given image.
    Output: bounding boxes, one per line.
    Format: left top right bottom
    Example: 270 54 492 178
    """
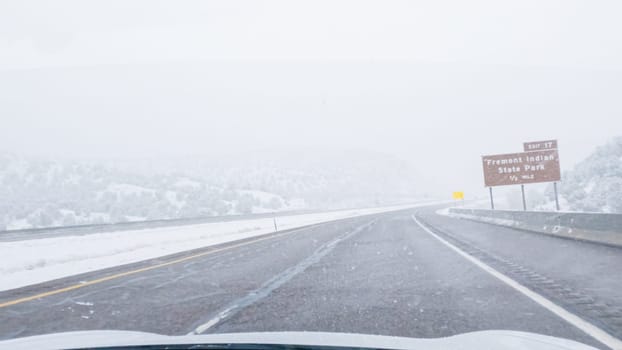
0 150 422 230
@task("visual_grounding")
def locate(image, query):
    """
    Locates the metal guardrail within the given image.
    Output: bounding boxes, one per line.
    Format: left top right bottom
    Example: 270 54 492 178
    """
0 201 431 242
0 209 318 242
448 208 622 248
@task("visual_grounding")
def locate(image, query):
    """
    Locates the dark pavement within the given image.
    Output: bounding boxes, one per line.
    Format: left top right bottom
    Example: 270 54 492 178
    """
1 206 621 349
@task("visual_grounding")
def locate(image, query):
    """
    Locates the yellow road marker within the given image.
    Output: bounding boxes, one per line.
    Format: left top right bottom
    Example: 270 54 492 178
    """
452 191 464 200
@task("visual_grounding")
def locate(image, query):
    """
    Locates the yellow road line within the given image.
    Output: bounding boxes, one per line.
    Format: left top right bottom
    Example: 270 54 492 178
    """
0 228 306 309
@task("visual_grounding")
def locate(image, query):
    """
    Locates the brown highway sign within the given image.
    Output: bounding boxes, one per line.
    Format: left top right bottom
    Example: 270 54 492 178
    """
482 149 561 187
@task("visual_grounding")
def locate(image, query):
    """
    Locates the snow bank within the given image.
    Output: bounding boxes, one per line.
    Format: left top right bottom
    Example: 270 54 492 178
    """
0 203 437 292
436 207 523 227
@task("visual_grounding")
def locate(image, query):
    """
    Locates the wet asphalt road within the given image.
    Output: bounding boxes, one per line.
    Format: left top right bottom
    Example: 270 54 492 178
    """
1 206 621 349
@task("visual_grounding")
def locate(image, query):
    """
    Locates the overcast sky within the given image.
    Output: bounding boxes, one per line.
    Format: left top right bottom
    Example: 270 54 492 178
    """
1 0 622 196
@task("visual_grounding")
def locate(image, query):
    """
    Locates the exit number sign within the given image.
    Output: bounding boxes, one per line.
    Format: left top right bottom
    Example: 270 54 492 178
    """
523 140 558 152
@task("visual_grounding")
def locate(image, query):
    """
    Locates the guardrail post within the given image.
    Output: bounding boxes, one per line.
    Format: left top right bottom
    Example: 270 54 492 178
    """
521 184 527 211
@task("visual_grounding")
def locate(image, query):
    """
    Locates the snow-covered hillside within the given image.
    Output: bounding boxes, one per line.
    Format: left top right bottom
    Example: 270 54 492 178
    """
0 150 422 230
537 137 622 213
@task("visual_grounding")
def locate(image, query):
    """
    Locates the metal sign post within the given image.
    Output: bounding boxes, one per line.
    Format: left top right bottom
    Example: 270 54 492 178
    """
452 191 465 208
521 184 527 211
489 187 495 210
553 182 559 211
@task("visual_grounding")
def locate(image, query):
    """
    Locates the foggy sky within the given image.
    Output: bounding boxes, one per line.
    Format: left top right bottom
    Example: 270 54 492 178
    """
2 0 622 196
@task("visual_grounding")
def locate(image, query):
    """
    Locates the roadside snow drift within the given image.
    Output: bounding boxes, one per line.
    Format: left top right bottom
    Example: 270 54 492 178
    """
0 204 432 292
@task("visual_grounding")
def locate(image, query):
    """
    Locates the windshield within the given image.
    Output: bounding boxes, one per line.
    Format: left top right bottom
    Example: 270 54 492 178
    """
1 2 621 350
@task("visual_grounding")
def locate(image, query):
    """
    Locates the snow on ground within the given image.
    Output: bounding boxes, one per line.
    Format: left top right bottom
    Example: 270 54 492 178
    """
0 202 442 292
445 199 489 209
237 189 281 203
165 190 186 209
534 196 570 212
6 219 31 231
173 177 201 188
436 207 522 227
96 183 156 200
236 189 290 213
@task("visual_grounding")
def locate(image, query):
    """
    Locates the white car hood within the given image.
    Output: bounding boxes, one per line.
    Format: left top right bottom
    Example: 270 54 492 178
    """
0 330 599 350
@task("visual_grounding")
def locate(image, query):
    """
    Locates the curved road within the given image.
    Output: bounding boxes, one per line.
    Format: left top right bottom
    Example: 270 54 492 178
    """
1 205 621 349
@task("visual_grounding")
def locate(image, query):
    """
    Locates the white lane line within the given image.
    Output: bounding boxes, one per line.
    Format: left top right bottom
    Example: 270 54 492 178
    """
188 220 376 335
411 215 622 350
